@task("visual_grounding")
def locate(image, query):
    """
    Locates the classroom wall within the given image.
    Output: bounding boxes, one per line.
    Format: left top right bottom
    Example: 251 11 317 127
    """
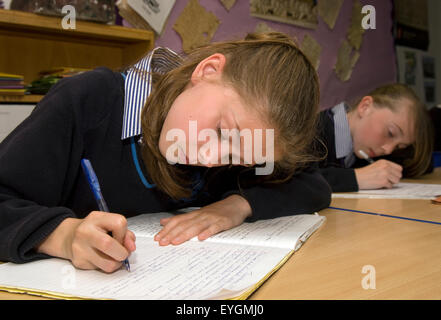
128 0 397 110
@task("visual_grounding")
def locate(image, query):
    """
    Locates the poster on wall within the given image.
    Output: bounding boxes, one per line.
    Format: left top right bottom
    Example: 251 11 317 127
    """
396 45 437 107
173 0 220 53
0 0 11 9
250 0 318 30
126 0 176 34
318 0 344 30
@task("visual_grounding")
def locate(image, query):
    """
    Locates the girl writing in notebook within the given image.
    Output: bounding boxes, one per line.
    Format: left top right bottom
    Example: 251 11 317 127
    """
316 83 434 192
0 32 331 273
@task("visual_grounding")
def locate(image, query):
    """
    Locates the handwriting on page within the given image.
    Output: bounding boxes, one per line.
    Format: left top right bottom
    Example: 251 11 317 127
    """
84 238 289 299
357 183 441 196
333 183 441 199
0 213 324 300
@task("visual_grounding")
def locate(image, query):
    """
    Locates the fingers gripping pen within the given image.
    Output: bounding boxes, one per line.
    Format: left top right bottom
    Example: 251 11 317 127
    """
81 159 131 272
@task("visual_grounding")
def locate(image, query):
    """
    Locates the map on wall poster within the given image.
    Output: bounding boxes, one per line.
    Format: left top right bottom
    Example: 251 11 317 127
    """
250 0 318 30
318 0 344 30
173 0 220 53
334 39 360 82
333 0 365 82
127 0 176 34
301 34 321 70
346 0 365 51
220 0 236 11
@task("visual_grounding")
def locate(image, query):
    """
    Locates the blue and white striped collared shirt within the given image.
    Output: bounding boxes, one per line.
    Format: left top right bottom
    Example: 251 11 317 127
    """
121 47 181 140
120 47 207 197
332 102 355 168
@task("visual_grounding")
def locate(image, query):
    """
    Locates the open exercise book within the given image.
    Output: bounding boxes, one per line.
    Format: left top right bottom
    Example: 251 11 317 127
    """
332 182 441 200
0 209 325 300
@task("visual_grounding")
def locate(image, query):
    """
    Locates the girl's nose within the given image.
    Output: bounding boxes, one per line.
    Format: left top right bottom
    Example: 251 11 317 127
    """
381 142 397 155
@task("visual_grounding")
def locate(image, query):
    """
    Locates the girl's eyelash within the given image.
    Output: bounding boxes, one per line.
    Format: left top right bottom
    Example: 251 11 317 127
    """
388 129 394 138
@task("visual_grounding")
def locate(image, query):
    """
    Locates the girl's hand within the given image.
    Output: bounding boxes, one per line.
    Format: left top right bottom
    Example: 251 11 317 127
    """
37 211 136 273
355 159 403 190
154 195 252 246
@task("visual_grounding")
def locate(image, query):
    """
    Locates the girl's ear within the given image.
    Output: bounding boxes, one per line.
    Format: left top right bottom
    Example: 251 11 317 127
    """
190 53 226 85
356 96 374 118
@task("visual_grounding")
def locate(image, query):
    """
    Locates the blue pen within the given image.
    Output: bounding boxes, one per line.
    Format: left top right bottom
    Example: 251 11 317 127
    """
81 159 131 272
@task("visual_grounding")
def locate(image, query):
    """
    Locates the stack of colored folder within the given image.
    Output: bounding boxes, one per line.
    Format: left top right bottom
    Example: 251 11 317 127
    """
27 67 90 95
0 73 26 95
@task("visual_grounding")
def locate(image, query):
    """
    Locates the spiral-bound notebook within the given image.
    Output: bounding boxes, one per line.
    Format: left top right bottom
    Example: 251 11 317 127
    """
0 211 325 300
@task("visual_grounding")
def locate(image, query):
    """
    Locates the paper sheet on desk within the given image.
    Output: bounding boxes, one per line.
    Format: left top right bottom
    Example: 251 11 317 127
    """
0 212 325 300
332 182 441 199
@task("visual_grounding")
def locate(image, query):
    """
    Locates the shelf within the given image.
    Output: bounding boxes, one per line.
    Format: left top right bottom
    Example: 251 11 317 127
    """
0 94 44 103
0 9 153 41
0 9 154 90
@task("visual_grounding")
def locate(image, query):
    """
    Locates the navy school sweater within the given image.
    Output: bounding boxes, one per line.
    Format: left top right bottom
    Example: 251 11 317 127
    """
315 109 434 192
0 67 331 263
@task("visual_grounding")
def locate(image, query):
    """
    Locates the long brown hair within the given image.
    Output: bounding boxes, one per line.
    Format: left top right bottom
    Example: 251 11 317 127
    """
140 32 320 199
350 83 434 177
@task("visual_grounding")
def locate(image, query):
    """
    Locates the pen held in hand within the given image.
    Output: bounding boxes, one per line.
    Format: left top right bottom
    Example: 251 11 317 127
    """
358 149 374 164
80 159 131 272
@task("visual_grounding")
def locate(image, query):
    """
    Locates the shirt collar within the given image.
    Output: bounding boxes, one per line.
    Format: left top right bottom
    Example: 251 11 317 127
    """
121 47 181 140
332 102 353 161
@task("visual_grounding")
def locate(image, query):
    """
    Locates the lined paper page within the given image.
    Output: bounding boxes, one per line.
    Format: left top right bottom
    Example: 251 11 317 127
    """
127 212 172 237
0 238 288 300
332 183 441 199
128 212 325 250
126 207 197 237
206 214 325 249
0 213 325 300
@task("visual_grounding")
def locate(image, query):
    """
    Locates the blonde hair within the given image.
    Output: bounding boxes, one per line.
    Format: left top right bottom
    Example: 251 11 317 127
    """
140 32 320 199
352 83 434 177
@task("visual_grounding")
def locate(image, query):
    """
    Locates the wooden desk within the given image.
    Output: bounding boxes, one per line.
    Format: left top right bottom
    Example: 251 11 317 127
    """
1 170 440 300
331 168 441 224
249 205 441 299
250 168 441 299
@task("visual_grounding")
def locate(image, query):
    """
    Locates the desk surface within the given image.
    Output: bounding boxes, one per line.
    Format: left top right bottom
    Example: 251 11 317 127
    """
1 169 440 300
249 168 441 299
250 203 441 299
